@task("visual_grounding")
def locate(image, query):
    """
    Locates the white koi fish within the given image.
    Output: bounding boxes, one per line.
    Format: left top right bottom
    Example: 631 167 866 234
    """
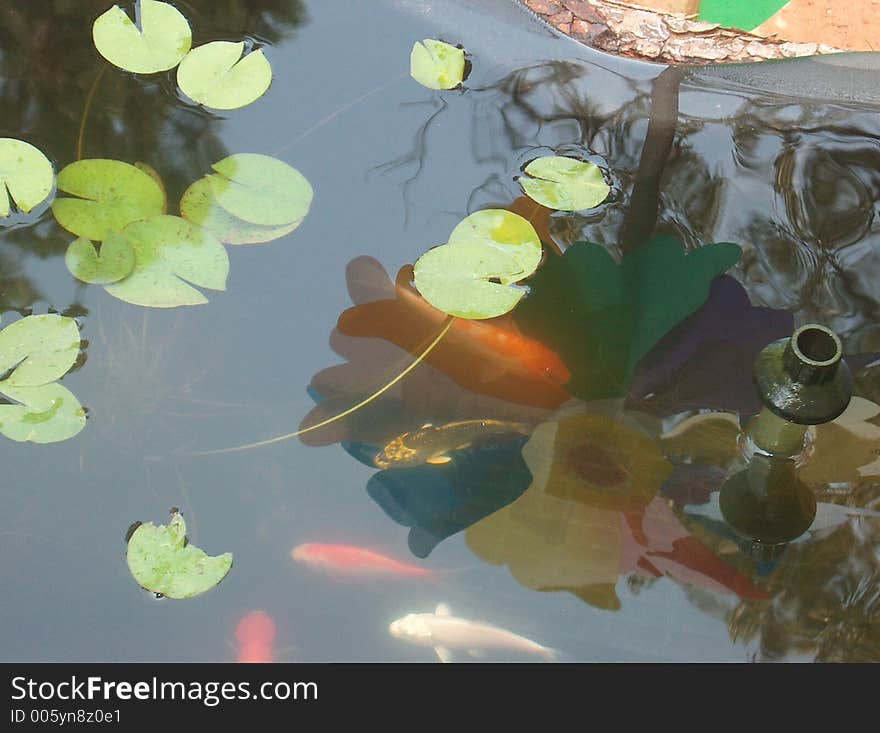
389 603 557 662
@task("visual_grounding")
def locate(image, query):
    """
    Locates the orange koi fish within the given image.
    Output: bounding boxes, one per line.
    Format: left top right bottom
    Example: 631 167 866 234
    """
337 257 571 408
235 610 277 663
291 543 438 580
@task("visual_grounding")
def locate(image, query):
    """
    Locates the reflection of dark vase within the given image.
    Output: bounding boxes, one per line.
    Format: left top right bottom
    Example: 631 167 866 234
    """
720 455 816 547
720 324 852 550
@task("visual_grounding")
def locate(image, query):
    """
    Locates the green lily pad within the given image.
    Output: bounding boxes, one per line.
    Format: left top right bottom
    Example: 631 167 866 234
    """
103 215 229 307
134 161 168 214
65 234 136 285
179 177 300 244
51 159 165 241
206 153 312 227
448 209 542 278
0 138 54 217
0 382 86 443
0 314 81 387
126 510 233 599
410 39 465 90
177 41 272 110
414 242 529 319
92 0 192 74
519 156 610 211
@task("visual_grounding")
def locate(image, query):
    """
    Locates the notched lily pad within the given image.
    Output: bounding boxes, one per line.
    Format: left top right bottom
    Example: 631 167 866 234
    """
410 39 465 90
0 382 86 443
179 177 300 244
103 215 229 307
51 159 165 241
413 210 543 319
413 242 527 319
206 153 312 227
0 138 54 217
126 510 233 599
65 234 136 285
519 156 610 212
0 314 81 387
92 0 192 74
448 209 542 278
177 41 272 110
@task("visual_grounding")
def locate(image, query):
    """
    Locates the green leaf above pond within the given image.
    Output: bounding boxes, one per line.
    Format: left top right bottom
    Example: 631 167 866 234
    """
177 41 272 110
0 314 81 387
0 138 54 217
0 383 86 443
179 177 301 245
514 236 742 401
206 153 312 227
65 235 136 284
410 39 465 90
103 215 229 308
92 0 192 74
51 159 165 241
126 510 233 599
518 156 610 212
448 209 542 278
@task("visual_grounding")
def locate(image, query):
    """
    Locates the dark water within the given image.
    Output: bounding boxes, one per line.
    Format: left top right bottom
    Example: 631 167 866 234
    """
1 0 879 662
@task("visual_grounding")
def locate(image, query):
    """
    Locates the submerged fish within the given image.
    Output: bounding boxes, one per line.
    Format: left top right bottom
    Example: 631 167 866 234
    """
291 543 437 580
235 610 276 663
389 603 557 662
374 419 532 469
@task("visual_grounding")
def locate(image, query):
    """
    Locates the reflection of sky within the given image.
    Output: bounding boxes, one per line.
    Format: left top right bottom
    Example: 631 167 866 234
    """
1 0 878 662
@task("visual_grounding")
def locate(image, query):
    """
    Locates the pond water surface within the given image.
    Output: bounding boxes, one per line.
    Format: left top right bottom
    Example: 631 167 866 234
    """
1 0 879 663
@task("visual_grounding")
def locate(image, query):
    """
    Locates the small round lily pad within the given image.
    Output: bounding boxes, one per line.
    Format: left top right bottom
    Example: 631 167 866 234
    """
51 159 165 241
0 382 87 444
447 209 541 278
413 241 528 319
92 0 192 74
0 138 54 217
519 156 610 211
410 39 465 90
177 41 272 110
65 234 136 285
0 314 81 387
126 510 233 599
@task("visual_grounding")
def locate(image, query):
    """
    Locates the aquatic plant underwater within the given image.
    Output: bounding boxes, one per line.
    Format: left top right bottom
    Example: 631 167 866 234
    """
2 0 879 661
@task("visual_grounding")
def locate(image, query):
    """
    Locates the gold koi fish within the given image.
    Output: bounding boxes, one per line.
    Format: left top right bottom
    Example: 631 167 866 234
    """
374 419 531 469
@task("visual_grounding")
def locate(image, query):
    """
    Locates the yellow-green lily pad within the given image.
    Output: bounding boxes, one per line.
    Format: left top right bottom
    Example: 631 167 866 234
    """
0 314 81 387
0 382 86 443
65 234 136 285
92 0 192 74
179 176 300 244
0 138 54 217
414 242 529 319
51 159 165 241
206 153 312 227
126 510 232 599
448 209 542 279
519 156 610 211
103 215 229 307
177 41 272 110
410 39 465 90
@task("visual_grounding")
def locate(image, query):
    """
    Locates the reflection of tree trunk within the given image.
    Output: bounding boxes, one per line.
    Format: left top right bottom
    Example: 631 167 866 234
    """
521 1 844 64
620 65 685 252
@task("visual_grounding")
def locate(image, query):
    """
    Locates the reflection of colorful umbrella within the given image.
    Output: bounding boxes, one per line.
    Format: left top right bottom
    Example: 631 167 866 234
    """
467 403 767 610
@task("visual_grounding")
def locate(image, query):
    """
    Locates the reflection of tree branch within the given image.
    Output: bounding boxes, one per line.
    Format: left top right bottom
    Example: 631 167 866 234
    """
620 65 686 251
367 97 448 225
